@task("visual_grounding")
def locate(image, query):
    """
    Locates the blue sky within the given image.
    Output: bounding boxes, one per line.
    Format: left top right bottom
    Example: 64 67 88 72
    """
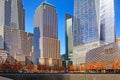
23 0 120 54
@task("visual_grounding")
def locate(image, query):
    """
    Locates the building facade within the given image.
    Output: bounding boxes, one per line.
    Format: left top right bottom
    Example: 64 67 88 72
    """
4 28 26 64
27 33 34 61
116 37 120 42
86 41 120 68
0 26 34 64
100 0 115 44
73 0 99 46
65 14 73 65
34 2 61 66
4 27 34 65
73 0 100 65
0 0 11 26
25 33 34 65
0 0 29 64
73 41 100 65
0 50 8 63
11 0 25 30
0 0 25 30
0 26 4 49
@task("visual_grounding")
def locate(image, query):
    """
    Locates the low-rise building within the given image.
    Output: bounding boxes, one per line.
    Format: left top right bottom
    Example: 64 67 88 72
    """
86 41 120 68
116 37 120 42
0 50 8 63
73 41 100 66
0 26 34 64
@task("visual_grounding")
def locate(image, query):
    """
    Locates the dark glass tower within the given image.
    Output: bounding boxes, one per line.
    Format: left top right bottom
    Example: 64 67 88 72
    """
65 14 73 65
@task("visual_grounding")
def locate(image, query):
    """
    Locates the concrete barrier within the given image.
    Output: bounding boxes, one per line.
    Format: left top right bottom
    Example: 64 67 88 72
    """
0 73 120 80
0 76 13 80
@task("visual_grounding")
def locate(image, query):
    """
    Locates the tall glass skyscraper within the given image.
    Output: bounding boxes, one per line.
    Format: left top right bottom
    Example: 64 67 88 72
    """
11 0 25 30
73 0 100 65
0 0 25 30
100 0 115 44
0 0 27 64
0 0 11 26
73 0 99 46
65 14 73 65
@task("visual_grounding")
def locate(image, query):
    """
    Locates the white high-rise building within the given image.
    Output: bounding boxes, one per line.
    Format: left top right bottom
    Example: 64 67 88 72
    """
0 0 25 30
0 0 28 64
0 26 4 49
100 0 115 44
11 0 25 30
73 0 100 65
0 0 11 26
